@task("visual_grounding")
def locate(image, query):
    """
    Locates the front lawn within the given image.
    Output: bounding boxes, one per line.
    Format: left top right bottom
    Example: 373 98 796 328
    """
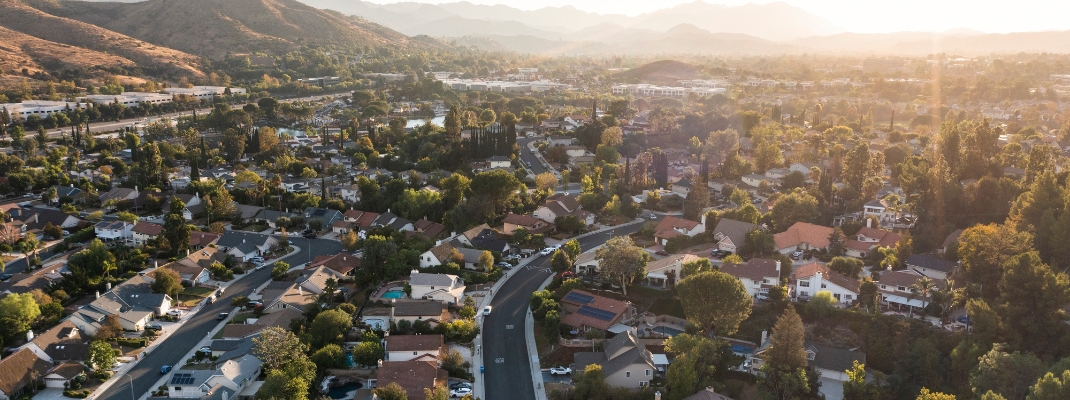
183 286 216 297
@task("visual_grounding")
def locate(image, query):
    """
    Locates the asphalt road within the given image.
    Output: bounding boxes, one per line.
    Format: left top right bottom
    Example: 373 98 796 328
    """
97 236 342 400
483 220 649 400
518 137 551 176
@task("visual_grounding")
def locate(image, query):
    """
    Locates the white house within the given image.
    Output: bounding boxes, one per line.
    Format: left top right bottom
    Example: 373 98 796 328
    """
408 270 466 304
574 250 601 275
653 215 706 246
385 334 445 362
573 331 656 388
216 232 278 262
93 221 133 241
167 355 262 399
534 193 595 226
131 222 163 245
791 262 860 304
719 258 782 299
645 254 702 288
485 156 511 169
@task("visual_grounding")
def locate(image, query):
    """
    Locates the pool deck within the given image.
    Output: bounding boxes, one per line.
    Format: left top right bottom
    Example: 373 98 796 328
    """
370 281 407 300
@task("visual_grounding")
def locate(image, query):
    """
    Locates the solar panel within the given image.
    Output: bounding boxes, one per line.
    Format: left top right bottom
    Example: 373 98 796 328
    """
171 373 194 385
564 292 595 304
577 305 616 321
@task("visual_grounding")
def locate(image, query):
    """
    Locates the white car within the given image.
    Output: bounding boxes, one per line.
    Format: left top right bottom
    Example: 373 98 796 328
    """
450 388 472 398
539 248 553 256
483 306 492 316
167 310 185 317
549 366 572 375
198 346 212 354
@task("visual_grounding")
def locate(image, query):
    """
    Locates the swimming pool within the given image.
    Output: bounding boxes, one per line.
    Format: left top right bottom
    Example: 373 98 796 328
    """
381 289 405 299
327 382 362 399
652 326 684 336
730 344 755 354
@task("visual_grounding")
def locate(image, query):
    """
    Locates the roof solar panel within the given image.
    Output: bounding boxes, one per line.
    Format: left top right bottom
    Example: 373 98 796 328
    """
578 305 616 321
564 292 594 304
171 373 194 385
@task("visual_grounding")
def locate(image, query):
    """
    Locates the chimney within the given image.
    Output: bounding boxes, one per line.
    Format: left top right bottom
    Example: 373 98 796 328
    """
866 218 872 228
26 330 34 342
95 291 100 299
71 184 74 188
106 282 112 291
155 261 159 268
35 214 39 224
298 286 303 295
378 359 383 367
761 330 768 344
706 387 715 393
774 260 781 273
654 392 661 400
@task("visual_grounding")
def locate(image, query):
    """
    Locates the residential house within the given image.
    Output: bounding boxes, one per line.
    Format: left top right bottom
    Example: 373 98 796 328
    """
296 266 348 297
412 218 447 240
560 289 636 333
131 222 163 245
167 355 262 399
374 360 448 398
485 156 511 169
233 204 263 223
534 193 595 226
711 218 758 253
41 363 85 389
750 340 865 398
70 275 171 333
209 338 255 362
49 185 82 203
6 207 82 238
420 242 486 270
165 247 227 285
94 221 133 241
773 222 834 254
460 224 510 254
100 187 139 206
216 232 278 262
863 199 901 227
252 209 296 229
683 387 735 400
0 348 52 400
905 254 958 280
939 229 964 255
189 231 222 250
308 253 360 275
390 300 449 328
502 213 554 235
844 226 901 259
653 215 706 246
719 258 782 299
671 178 693 195
574 250 600 275
573 330 657 388
876 269 944 312
408 270 466 304
791 262 860 304
339 184 361 203
260 283 317 314
645 254 702 288
385 334 446 362
23 321 90 364
303 207 343 230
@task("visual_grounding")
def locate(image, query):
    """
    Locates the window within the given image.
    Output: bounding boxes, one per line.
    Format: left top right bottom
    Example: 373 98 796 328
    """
799 280 810 287
626 371 631 378
820 283 827 288
845 295 853 300
897 286 907 291
414 351 418 355
646 369 651 376
639 381 648 387
174 387 180 391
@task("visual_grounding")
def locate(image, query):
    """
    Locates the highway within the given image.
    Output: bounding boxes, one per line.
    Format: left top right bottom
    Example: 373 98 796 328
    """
482 219 652 400
96 236 342 400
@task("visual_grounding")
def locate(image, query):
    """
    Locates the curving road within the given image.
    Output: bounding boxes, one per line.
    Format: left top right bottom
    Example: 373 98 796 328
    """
96 236 342 400
482 220 652 400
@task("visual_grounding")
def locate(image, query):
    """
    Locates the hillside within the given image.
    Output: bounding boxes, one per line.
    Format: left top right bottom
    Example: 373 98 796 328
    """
0 0 204 81
614 60 705 83
0 25 139 86
29 0 432 59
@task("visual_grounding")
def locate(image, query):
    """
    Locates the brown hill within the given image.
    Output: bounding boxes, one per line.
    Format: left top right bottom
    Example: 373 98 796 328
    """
32 0 433 58
614 60 705 84
0 0 204 80
0 25 138 83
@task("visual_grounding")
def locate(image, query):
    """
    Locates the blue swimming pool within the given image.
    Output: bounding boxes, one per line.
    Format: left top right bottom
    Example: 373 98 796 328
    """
652 326 685 336
327 382 362 399
731 344 755 354
381 289 405 299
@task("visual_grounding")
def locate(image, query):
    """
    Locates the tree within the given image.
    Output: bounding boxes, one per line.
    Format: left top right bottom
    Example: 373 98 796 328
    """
683 181 710 221
551 250 573 273
563 239 581 261
310 344 346 369
998 252 1070 354
1028 370 1070 400
917 388 958 400
424 386 450 400
676 271 751 336
555 215 585 234
221 128 247 163
971 344 1046 400
372 382 408 400
259 369 310 400
806 290 837 317
769 189 820 231
341 230 359 251
352 341 385 367
86 340 116 372
572 364 611 400
535 172 558 191
271 261 290 278
595 236 648 295
151 268 183 298
42 222 63 240
362 235 398 278
759 306 812 400
681 258 713 279
310 309 353 348
0 293 41 340
844 361 886 400
958 224 1034 299
828 257 864 279
163 198 191 256
253 326 309 370
478 250 494 272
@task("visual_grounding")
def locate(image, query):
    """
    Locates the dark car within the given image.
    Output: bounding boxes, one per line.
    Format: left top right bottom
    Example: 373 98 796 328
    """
0 273 13 281
655 250 669 256
303 232 317 239
146 324 163 331
217 312 229 320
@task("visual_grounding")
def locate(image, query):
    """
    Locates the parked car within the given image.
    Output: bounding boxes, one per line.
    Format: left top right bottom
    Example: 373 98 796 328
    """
497 262 512 269
246 301 263 308
790 250 804 260
449 382 472 390
655 250 669 256
146 324 163 331
217 312 229 320
160 365 172 374
483 306 492 316
249 257 264 263
167 310 184 317
550 366 572 375
450 388 472 398
198 346 212 354
648 214 657 220
255 263 265 270
0 273 12 281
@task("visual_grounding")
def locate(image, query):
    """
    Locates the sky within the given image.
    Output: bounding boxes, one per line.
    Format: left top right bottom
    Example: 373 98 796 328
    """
361 0 1070 34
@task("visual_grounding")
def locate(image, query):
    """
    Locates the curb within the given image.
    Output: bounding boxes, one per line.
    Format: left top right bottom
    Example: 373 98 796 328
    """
526 273 556 400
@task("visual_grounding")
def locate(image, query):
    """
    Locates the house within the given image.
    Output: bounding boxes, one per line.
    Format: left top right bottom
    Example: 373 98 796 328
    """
233 204 263 223
131 222 163 245
773 222 834 254
502 213 554 235
719 258 782 299
385 334 446 362
303 207 343 230
189 231 222 250
412 218 447 240
671 178 693 195
645 254 702 288
24 321 90 364
460 224 510 254
844 226 901 259
216 232 278 262
876 269 945 312
49 185 82 203
163 247 221 285
653 215 706 246
260 283 317 314
863 199 900 227
296 266 348 296
408 270 466 304
560 289 636 333
905 254 958 280
252 209 296 229
486 156 511 169
6 208 83 237
534 193 595 226
573 330 657 388
711 218 758 253
574 250 600 275
209 338 255 362
750 339 865 398
308 253 360 275
339 184 361 203
683 387 735 400
167 355 262 399
93 221 133 241
390 300 449 327
419 242 486 270
68 275 171 334
742 174 779 189
791 262 860 304
939 229 964 255
41 362 85 389
100 187 139 205
0 348 52 400
374 360 448 397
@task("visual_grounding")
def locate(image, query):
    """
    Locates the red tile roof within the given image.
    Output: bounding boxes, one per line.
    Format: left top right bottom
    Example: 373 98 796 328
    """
719 258 781 282
375 360 448 397
773 222 833 251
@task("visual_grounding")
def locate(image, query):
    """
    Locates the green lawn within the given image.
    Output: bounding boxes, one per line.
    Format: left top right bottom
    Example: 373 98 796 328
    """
242 223 268 232
182 286 216 297
176 295 204 307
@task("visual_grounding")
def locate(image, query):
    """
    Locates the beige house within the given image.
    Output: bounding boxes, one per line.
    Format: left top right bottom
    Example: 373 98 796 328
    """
574 331 657 388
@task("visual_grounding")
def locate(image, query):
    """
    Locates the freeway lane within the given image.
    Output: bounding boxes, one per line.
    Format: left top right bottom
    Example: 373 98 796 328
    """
483 220 649 400
96 237 342 400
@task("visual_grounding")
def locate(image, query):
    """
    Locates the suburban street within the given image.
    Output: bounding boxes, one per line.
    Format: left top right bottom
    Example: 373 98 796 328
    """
483 220 650 400
96 236 342 400
518 137 551 176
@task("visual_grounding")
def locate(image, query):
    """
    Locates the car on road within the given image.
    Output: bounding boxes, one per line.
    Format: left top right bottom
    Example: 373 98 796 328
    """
254 263 265 270
450 388 472 398
217 312 229 320
497 262 512 269
246 301 263 308
160 365 172 374
0 273 12 281
655 250 670 256
483 306 492 316
449 382 472 390
198 346 212 354
550 366 572 375
539 248 554 256
648 214 657 220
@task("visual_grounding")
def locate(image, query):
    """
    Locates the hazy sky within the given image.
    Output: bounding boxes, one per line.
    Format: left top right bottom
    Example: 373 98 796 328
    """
362 0 1070 34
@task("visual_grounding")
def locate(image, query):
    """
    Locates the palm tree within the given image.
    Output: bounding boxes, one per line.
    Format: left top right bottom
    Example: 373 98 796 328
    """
323 278 337 306
909 276 938 317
